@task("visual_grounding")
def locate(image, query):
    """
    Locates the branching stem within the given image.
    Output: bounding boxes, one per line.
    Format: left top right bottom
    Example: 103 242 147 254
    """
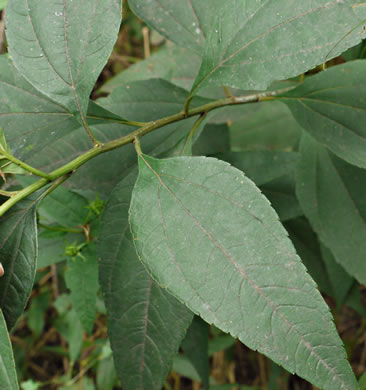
0 149 53 180
0 85 294 217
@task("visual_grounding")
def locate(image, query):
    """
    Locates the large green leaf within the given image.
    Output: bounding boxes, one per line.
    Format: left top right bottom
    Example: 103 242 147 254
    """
296 133 366 285
0 195 38 329
280 60 366 169
0 54 127 168
128 0 211 54
191 0 366 94
0 310 18 390
6 0 121 123
0 54 81 161
98 170 193 390
129 154 358 390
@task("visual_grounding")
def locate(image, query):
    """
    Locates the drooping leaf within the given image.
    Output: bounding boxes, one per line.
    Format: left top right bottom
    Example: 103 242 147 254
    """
296 133 366 285
0 309 19 390
181 316 209 389
280 60 366 169
130 154 358 390
128 0 211 54
65 243 99 335
6 0 122 122
191 0 366 94
98 170 193 390
0 195 39 329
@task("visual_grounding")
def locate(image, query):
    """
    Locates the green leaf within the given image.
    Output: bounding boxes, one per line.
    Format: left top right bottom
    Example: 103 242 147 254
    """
230 101 302 152
216 151 299 187
216 151 302 221
320 245 353 309
27 289 50 337
6 0 121 122
0 54 81 162
54 307 83 363
191 0 366 94
130 154 358 390
280 60 366 169
65 244 99 335
359 372 366 389
0 0 7 10
128 1 211 54
261 175 303 222
181 316 209 389
0 195 39 329
0 309 19 390
193 123 230 156
98 169 193 390
100 45 202 94
37 231 80 269
285 218 333 297
99 78 211 122
296 133 366 285
19 176 90 228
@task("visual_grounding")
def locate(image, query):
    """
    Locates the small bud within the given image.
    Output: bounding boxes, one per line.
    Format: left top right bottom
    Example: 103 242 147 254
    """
0 262 4 278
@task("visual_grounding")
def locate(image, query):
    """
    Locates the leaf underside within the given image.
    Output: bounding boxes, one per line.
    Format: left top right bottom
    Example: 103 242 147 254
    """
129 154 358 390
0 195 38 329
6 0 122 122
280 60 366 169
296 133 366 285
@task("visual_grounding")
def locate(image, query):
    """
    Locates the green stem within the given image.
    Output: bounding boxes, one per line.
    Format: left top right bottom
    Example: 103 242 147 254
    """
0 149 53 180
0 189 18 197
181 112 208 156
0 86 295 217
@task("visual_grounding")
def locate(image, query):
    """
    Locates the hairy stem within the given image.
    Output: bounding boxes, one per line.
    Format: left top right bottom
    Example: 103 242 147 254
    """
0 86 294 217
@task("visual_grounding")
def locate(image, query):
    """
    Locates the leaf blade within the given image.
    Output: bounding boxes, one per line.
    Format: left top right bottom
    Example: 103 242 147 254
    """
280 60 366 169
130 154 358 390
98 170 193 390
6 0 121 121
295 133 366 285
0 195 38 329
